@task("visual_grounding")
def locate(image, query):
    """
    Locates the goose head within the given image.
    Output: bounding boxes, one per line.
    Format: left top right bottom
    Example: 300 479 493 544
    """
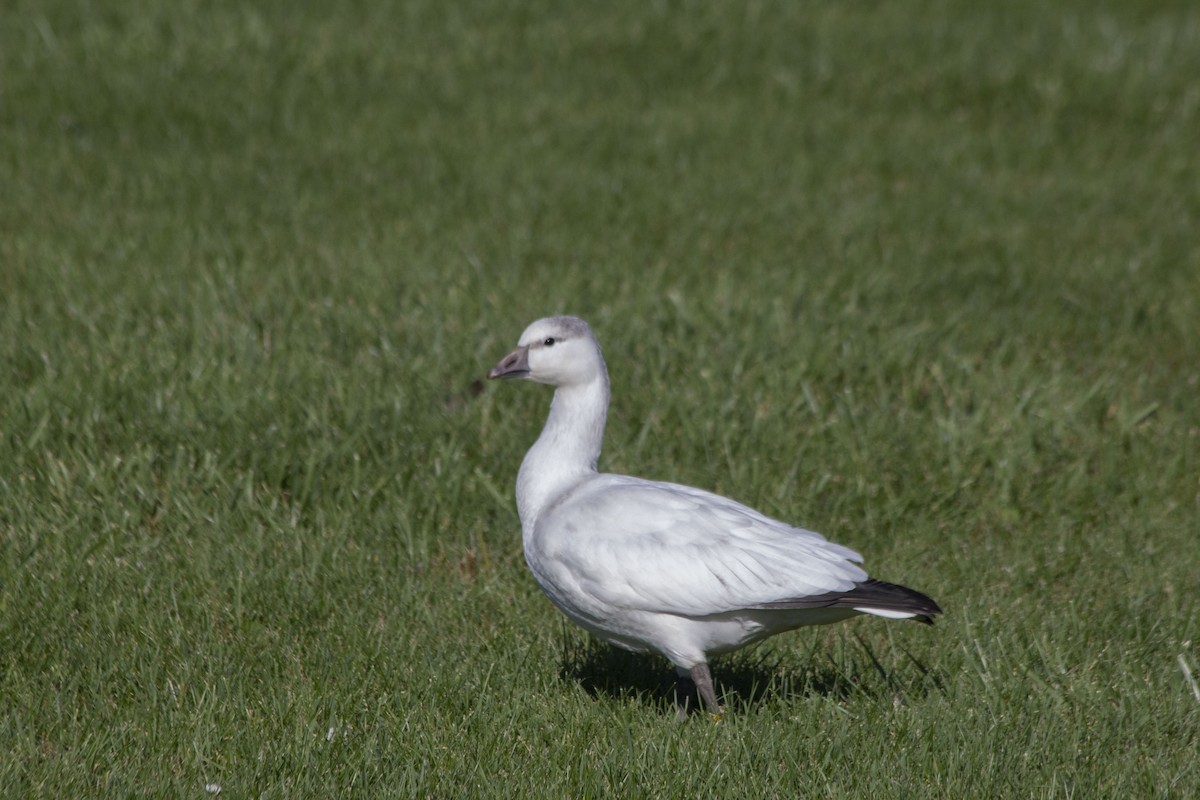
487 316 605 388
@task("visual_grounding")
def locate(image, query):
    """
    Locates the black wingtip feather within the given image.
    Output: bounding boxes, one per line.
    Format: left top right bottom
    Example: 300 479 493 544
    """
758 578 943 623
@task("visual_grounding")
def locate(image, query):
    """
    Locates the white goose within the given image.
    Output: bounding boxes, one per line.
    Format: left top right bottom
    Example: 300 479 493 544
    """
488 316 941 715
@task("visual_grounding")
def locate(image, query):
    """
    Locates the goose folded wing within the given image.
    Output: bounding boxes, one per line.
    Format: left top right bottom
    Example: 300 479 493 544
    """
538 476 869 617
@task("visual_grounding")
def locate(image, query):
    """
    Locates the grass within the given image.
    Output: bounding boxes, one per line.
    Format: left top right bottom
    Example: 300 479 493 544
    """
2 0 1198 796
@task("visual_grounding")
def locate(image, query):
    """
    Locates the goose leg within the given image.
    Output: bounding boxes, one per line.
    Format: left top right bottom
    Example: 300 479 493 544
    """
689 663 722 716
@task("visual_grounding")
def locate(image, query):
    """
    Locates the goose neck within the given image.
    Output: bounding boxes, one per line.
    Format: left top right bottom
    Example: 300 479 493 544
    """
516 375 609 529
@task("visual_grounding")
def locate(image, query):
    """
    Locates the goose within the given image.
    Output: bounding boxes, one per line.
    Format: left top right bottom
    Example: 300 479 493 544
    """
487 315 941 716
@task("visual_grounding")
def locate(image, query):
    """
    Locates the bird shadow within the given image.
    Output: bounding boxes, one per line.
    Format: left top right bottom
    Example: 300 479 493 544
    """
557 631 945 715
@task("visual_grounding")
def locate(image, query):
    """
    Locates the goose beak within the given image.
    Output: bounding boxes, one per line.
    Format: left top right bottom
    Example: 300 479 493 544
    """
487 346 530 380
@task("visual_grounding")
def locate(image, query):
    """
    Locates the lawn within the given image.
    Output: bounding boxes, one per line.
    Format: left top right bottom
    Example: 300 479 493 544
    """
2 0 1198 796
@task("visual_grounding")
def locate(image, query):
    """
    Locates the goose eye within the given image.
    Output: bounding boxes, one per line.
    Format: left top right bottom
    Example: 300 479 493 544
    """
543 337 556 347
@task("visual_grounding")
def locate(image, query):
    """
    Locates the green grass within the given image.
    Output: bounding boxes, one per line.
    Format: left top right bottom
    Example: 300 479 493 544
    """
2 0 1198 796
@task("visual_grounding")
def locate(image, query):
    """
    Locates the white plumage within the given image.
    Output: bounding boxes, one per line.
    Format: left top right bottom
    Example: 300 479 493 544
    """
488 315 940 715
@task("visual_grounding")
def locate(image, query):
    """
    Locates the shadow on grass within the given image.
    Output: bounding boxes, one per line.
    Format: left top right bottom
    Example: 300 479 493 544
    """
557 632 945 714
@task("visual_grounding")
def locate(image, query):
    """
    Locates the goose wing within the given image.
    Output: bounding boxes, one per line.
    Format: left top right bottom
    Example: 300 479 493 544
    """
532 474 869 617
